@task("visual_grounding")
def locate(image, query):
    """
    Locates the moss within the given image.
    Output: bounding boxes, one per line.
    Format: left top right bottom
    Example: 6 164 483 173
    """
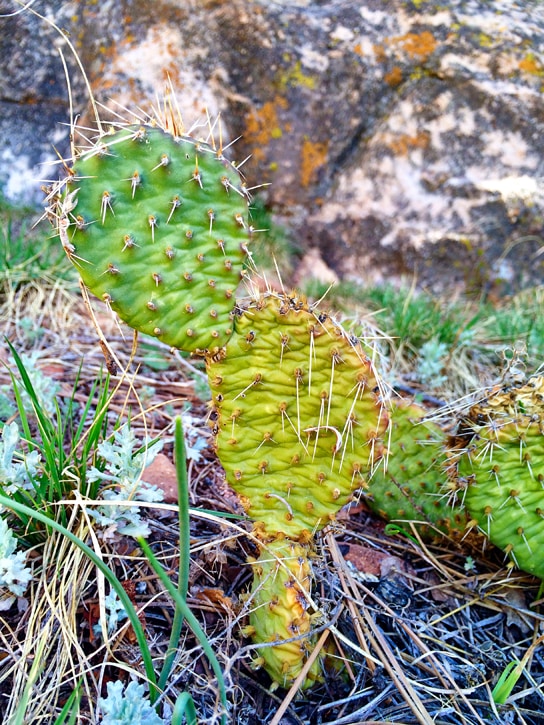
477 32 495 49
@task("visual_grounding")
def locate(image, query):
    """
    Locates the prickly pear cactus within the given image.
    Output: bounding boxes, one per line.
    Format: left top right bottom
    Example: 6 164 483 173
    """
208 291 388 541
245 537 322 689
367 399 467 538
55 124 250 355
455 375 544 578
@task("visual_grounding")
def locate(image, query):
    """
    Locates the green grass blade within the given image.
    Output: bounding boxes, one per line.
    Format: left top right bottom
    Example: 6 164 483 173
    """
491 660 521 704
174 416 190 599
0 493 159 702
8 368 32 442
138 536 228 725
171 691 198 725
68 369 111 498
6 341 56 440
158 417 190 692
5 342 65 512
53 681 81 725
384 523 420 546
9 630 48 725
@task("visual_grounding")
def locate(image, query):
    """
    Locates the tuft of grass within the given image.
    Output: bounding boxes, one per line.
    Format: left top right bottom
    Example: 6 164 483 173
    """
303 277 544 396
492 631 544 706
2 343 112 537
303 278 484 395
0 345 227 723
0 195 80 349
479 286 544 368
0 193 72 287
0 404 228 725
304 279 480 352
0 493 159 720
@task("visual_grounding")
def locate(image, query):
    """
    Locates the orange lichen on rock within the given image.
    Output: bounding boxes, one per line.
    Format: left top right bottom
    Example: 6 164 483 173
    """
519 52 544 76
384 65 403 87
373 43 387 63
387 130 430 156
244 96 289 162
300 138 329 187
390 31 438 63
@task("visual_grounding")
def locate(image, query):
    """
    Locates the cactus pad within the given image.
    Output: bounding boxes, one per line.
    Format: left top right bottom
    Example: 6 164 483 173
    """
246 537 322 688
367 399 467 538
456 375 544 577
57 125 250 354
208 292 388 541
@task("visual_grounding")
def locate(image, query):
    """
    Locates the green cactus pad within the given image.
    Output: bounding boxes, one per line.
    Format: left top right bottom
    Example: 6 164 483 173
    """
57 125 250 354
246 537 322 688
456 375 544 578
208 292 388 540
367 399 467 538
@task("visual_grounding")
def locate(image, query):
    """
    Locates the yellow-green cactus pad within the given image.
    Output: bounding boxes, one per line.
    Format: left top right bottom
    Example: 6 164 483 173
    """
208 292 388 540
457 375 544 577
246 537 322 688
56 125 250 355
368 399 467 538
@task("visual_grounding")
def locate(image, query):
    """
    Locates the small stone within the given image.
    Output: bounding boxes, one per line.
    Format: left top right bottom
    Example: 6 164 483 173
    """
143 453 178 504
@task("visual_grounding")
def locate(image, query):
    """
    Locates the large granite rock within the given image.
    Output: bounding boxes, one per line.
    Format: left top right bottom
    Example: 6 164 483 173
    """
1 0 543 294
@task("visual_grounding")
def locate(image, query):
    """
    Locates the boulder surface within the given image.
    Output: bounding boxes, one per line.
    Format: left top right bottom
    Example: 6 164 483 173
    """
2 0 543 294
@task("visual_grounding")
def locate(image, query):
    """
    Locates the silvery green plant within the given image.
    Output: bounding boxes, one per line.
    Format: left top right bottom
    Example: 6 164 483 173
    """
87 427 164 539
0 516 32 597
93 588 128 638
1 350 62 419
415 338 448 388
0 422 40 501
180 407 209 463
98 680 166 725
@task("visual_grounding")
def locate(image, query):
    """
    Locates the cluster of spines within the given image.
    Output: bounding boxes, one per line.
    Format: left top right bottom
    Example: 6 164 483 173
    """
206 291 389 684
